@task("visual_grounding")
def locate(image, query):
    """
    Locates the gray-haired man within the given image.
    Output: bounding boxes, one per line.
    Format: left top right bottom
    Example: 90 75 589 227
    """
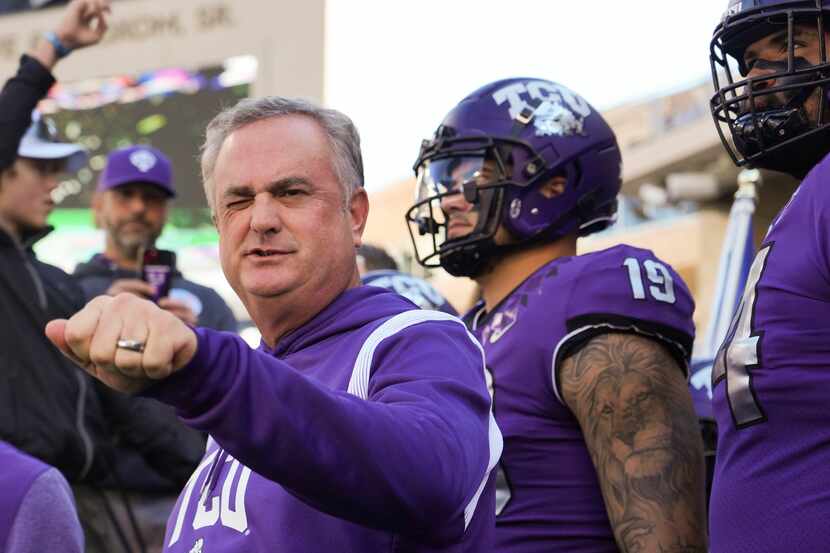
48 96 501 552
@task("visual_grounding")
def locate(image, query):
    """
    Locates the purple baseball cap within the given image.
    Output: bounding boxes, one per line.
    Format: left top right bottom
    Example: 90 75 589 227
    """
98 145 175 197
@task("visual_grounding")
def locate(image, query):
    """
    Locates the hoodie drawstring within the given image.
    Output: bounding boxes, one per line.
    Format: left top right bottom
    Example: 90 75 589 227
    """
199 448 229 508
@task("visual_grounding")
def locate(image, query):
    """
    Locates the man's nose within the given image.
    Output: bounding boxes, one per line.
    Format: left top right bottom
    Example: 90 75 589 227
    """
439 185 471 214
745 59 784 90
741 62 783 113
249 196 283 235
126 194 150 213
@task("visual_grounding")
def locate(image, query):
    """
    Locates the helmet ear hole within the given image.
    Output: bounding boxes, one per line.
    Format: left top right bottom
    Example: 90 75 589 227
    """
539 175 567 199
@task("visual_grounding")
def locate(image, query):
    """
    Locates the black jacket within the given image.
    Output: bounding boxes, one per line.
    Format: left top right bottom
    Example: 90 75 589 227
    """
0 55 204 491
0 227 100 481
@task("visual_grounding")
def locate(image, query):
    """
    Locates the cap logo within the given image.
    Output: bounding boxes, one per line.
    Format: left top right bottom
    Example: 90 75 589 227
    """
129 149 157 173
492 80 592 137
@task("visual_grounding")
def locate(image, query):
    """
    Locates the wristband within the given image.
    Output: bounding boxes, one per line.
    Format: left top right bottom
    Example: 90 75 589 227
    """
43 31 72 59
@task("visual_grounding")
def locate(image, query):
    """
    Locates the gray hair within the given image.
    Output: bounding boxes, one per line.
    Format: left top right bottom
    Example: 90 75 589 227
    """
200 96 364 211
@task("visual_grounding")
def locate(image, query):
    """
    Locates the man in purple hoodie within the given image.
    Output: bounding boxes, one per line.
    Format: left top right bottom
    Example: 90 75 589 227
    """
46 96 501 552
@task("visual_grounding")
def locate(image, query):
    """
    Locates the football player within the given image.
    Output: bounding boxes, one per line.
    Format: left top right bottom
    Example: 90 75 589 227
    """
709 1 830 551
405 78 707 552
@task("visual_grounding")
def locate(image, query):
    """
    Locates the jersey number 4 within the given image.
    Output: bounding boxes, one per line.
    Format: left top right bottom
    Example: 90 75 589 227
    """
711 244 772 428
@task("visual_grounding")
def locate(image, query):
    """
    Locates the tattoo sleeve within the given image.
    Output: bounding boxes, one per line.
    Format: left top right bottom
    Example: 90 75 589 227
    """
560 332 707 553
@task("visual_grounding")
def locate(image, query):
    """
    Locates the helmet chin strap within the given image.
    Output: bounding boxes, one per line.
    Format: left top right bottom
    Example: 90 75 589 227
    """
440 204 578 278
439 236 498 277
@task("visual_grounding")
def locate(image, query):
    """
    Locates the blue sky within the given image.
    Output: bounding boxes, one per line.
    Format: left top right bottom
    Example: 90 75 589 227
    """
326 0 729 191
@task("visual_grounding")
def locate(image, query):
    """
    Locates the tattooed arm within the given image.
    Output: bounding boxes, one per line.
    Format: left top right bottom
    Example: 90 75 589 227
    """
560 332 707 553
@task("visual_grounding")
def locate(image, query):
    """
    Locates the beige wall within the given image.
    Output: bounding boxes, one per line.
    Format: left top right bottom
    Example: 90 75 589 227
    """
0 0 325 100
579 212 728 339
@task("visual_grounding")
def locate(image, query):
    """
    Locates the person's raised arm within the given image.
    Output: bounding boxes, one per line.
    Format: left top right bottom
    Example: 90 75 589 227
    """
45 294 498 544
29 0 111 71
0 0 110 171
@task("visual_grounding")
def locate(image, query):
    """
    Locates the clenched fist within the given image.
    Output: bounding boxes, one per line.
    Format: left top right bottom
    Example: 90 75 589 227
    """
45 294 198 394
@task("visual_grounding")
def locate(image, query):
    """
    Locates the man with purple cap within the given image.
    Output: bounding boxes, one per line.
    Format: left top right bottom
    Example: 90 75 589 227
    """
72 144 237 551
73 144 237 332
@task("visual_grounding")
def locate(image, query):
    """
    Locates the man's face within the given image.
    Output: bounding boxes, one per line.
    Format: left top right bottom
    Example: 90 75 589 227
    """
94 183 168 260
742 24 830 121
437 157 563 245
438 158 500 241
211 115 366 306
0 158 64 237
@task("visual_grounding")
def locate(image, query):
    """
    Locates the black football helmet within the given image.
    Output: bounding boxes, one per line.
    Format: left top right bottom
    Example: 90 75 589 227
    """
710 0 830 177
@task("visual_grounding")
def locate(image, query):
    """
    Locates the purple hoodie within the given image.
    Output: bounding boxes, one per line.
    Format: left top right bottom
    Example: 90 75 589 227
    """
0 442 84 553
146 285 501 552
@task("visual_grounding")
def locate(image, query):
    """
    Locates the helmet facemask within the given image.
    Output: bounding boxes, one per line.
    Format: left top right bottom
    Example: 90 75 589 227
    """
405 132 530 277
711 5 830 177
405 78 622 278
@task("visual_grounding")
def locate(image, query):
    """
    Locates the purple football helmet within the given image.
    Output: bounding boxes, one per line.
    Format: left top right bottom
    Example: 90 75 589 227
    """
405 78 622 277
710 0 830 177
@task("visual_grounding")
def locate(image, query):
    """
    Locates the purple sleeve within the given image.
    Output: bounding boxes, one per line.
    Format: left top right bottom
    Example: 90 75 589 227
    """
6 468 84 553
146 320 496 543
551 247 696 402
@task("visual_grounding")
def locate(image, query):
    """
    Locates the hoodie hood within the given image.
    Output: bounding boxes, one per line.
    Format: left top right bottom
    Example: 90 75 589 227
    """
265 285 419 358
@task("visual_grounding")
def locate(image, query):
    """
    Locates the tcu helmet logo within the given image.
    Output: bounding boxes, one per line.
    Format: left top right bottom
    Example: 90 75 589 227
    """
492 80 592 137
724 0 743 18
129 149 158 173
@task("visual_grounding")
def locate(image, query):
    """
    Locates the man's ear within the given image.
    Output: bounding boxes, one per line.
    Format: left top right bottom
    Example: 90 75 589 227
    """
540 175 567 199
349 187 370 247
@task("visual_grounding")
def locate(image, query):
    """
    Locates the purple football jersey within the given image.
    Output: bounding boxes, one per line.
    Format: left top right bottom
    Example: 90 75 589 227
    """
709 156 830 553
466 245 695 552
144 286 501 553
